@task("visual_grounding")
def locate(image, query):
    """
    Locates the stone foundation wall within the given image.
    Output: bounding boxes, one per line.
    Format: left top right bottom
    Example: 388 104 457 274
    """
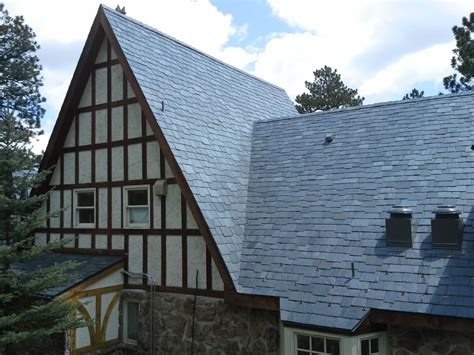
389 326 474 355
119 290 279 355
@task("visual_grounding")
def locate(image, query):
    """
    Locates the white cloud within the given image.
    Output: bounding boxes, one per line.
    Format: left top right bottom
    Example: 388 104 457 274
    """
359 42 453 102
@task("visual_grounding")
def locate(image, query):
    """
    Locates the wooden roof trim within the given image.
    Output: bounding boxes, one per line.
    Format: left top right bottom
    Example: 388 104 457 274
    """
370 309 474 333
97 7 236 292
37 9 105 193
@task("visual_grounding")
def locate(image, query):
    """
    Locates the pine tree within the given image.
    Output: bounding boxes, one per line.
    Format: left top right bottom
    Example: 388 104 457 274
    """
295 66 364 113
0 3 81 351
402 88 424 100
443 12 474 93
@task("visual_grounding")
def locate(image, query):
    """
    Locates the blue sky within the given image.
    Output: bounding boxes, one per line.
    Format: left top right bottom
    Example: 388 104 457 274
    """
6 0 473 152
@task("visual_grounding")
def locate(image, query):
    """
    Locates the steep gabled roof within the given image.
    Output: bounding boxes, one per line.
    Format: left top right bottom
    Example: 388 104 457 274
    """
240 92 474 330
101 6 296 285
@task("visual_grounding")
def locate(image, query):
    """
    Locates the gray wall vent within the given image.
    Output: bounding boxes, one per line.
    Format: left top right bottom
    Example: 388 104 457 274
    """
431 205 463 249
385 205 413 247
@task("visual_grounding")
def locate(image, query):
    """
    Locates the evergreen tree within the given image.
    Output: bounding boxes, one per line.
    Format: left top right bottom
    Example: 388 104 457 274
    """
0 3 81 351
443 12 474 93
402 88 424 100
295 66 364 113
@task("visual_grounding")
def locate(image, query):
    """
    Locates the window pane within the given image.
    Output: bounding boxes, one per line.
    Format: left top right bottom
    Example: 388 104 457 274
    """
297 334 310 350
77 191 94 207
361 339 370 355
371 338 379 353
128 207 149 224
311 336 324 352
128 189 148 206
326 339 340 355
126 302 138 340
78 208 94 224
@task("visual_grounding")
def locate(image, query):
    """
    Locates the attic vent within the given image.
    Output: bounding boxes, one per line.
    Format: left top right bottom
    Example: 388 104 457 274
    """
385 206 412 247
431 205 463 249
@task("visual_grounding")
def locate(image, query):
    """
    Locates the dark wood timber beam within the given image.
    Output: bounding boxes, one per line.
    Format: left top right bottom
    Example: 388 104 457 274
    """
370 309 474 333
224 291 280 312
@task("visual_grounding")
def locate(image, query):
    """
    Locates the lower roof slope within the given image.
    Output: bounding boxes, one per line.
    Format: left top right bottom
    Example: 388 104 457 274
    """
240 92 474 330
13 253 124 297
103 7 296 285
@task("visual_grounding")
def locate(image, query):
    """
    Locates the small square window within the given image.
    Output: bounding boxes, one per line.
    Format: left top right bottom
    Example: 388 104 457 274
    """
124 186 150 228
74 190 95 227
361 337 380 355
295 333 340 355
124 300 139 344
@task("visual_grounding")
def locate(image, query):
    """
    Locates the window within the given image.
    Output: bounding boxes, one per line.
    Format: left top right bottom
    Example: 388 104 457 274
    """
124 186 149 228
74 190 95 227
123 300 139 344
296 333 340 355
361 337 380 355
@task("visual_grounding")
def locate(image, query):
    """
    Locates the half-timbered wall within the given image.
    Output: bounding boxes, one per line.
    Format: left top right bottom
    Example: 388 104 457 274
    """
35 38 224 295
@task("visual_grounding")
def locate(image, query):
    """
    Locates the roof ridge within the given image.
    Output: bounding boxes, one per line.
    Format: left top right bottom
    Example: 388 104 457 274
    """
100 4 287 93
255 90 474 125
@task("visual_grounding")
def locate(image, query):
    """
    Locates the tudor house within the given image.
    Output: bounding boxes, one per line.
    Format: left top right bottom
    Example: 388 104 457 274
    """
32 4 474 355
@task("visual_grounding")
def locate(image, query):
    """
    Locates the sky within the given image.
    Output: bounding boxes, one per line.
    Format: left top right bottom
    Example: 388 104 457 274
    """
6 0 473 152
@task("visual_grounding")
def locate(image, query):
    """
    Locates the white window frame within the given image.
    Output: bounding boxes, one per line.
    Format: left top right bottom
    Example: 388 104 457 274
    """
123 185 150 228
295 332 342 354
73 189 95 228
282 325 388 355
123 299 139 345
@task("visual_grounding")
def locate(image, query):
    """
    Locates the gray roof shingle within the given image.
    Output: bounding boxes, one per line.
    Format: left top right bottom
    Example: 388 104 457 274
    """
13 253 124 297
240 92 474 330
103 6 297 284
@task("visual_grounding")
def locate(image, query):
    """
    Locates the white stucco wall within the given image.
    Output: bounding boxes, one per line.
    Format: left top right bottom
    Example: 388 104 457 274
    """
147 235 161 285
64 118 76 148
63 190 72 228
102 292 120 341
111 147 124 181
63 153 75 185
76 296 95 349
187 236 206 289
96 149 108 182
111 107 123 141
127 103 141 139
111 187 121 228
78 112 91 146
127 143 142 180
166 236 182 287
49 190 61 228
166 184 181 229
212 259 224 291
95 234 107 249
63 233 75 248
34 232 46 246
146 141 160 179
95 40 107 64
112 234 124 250
111 64 123 102
98 188 108 228
78 151 92 183
95 67 108 105
49 160 61 186
95 109 108 144
78 75 92 108
128 235 143 285
78 234 91 248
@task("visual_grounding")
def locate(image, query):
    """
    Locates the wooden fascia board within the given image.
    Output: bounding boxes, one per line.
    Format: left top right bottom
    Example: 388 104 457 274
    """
369 309 474 333
35 9 105 194
224 291 280 312
61 260 124 298
98 7 236 292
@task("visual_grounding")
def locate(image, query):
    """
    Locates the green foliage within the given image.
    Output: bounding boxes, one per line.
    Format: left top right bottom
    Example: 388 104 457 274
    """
295 66 364 113
443 12 474 93
402 88 424 100
0 4 82 350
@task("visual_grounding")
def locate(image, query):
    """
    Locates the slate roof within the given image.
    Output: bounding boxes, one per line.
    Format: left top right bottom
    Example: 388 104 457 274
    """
238 92 474 330
13 253 124 297
102 6 297 284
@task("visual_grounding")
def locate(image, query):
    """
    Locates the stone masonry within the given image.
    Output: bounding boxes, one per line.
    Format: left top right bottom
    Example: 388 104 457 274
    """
389 325 474 355
116 290 279 355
